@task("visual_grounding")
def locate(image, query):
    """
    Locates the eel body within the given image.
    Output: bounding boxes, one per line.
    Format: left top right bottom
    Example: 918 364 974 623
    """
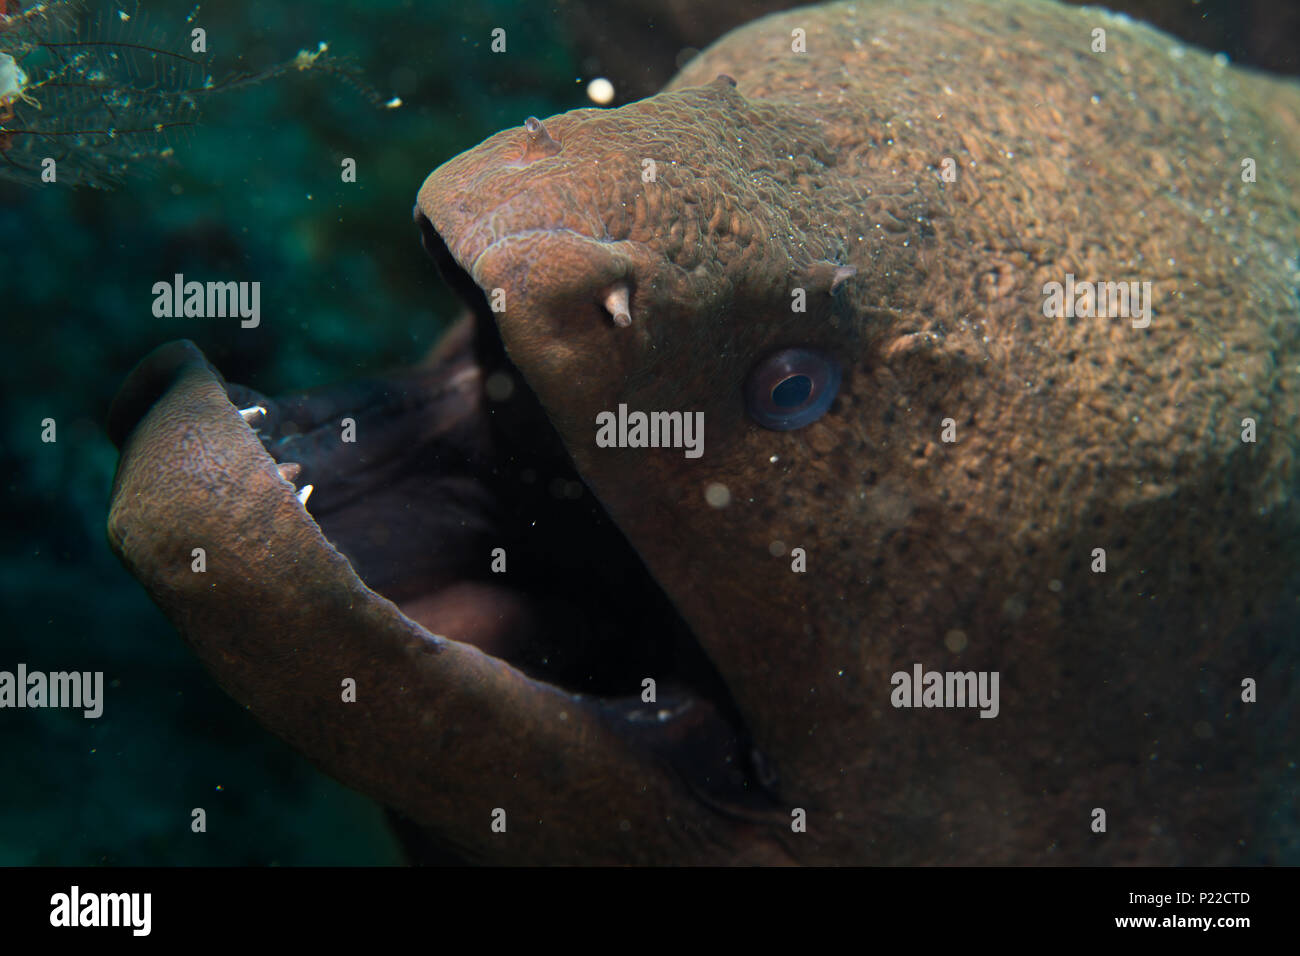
110 0 1300 863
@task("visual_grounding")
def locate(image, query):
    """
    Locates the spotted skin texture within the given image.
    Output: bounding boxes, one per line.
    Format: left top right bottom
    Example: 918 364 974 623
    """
108 0 1300 865
418 0 1299 863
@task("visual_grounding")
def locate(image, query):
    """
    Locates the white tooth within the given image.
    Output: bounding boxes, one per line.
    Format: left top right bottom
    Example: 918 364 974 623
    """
446 365 480 391
239 405 267 424
603 284 632 327
296 484 314 506
277 462 302 483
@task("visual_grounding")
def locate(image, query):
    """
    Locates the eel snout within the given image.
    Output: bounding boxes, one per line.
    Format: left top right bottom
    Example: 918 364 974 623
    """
105 338 794 864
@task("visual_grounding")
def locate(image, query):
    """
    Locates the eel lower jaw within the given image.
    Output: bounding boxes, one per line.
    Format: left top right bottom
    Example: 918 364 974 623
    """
105 335 791 862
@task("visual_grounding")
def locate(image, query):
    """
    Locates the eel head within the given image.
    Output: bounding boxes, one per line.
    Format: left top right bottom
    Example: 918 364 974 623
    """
106 80 855 865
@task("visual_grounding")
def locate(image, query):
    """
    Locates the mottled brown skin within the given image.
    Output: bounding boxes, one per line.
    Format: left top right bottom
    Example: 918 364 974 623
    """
557 0 1300 105
418 0 1300 862
110 0 1299 864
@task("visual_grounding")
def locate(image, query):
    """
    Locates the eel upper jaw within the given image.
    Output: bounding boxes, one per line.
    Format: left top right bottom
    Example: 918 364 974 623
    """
105 319 790 864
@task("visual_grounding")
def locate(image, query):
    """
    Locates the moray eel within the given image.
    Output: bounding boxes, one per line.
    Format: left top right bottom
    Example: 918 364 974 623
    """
107 0 1300 864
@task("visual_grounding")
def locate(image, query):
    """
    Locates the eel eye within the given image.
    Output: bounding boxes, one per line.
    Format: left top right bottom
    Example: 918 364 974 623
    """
745 347 841 430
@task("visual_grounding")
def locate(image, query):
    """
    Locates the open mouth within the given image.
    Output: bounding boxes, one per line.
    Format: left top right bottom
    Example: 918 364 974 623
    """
106 214 784 860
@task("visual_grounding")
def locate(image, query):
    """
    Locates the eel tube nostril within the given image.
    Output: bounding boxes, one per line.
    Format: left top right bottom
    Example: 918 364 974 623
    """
521 115 561 161
603 283 632 327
